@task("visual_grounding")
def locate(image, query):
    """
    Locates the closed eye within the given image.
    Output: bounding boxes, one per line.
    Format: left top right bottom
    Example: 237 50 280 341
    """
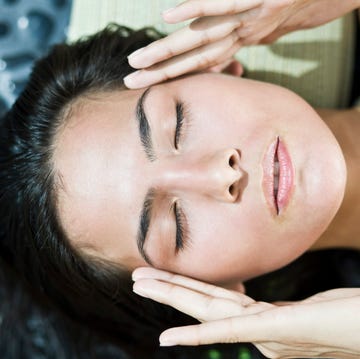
174 201 191 254
174 101 188 149
173 101 192 253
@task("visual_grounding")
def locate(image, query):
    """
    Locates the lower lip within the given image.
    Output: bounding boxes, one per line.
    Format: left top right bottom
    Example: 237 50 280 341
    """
262 138 294 215
277 139 294 213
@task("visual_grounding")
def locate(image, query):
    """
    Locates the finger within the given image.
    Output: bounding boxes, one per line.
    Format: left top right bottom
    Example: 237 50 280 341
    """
133 267 248 302
194 33 243 71
159 303 324 346
207 58 234 73
302 289 354 304
207 58 244 77
133 278 248 321
259 30 286 44
223 59 244 76
235 19 280 45
162 0 263 24
128 14 239 69
159 313 277 346
124 31 241 89
161 299 360 349
302 288 360 303
272 300 298 306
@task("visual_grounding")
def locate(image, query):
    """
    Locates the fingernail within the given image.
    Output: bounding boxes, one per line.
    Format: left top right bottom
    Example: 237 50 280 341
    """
133 283 149 298
131 271 138 281
123 71 141 88
128 47 146 60
159 340 176 347
132 269 145 281
159 332 178 347
162 7 175 16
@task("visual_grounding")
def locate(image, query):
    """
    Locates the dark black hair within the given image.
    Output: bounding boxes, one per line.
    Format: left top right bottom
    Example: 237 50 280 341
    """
0 24 196 356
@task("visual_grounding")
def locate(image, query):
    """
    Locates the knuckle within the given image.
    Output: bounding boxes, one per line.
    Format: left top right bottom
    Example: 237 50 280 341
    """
235 26 243 38
241 25 254 37
207 282 225 296
220 34 239 53
213 286 231 298
229 30 241 46
197 325 208 345
196 53 213 68
154 39 176 60
195 1 207 17
229 29 238 43
186 1 207 18
161 45 176 61
227 0 239 15
203 294 217 311
199 30 212 46
159 68 172 82
165 282 177 296
168 272 178 282
226 317 240 343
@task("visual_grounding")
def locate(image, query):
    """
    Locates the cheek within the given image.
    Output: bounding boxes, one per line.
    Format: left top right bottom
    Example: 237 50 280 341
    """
174 198 313 282
174 201 272 281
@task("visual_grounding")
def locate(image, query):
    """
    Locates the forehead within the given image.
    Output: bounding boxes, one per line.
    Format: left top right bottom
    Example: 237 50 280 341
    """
53 89 148 265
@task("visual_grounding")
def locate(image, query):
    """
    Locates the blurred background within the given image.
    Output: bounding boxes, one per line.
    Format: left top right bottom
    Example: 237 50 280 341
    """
0 1 359 359
0 0 72 118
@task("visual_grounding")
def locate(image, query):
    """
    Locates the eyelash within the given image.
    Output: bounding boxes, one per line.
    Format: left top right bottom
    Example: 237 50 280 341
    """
174 101 190 150
174 201 190 254
173 101 192 254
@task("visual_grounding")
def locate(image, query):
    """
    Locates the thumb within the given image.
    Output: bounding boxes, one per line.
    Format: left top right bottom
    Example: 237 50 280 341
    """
260 29 289 44
159 312 275 346
208 59 244 76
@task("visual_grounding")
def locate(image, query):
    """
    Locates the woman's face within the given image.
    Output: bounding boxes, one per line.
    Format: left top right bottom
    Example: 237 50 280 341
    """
54 73 346 286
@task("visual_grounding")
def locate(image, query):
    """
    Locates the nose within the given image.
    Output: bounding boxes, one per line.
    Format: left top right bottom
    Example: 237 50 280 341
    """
157 148 247 203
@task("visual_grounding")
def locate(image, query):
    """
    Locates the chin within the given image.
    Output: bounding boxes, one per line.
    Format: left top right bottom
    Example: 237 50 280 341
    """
280 93 347 256
298 122 346 243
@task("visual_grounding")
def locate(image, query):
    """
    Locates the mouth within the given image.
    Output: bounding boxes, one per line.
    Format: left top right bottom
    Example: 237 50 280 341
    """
262 137 294 215
273 142 280 212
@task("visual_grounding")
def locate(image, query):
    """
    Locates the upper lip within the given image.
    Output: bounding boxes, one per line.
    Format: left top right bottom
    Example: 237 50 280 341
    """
262 137 294 215
273 138 280 213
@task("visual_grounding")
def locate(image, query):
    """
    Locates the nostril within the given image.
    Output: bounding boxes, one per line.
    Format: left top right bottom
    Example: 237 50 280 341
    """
228 150 241 169
229 184 235 196
229 154 236 168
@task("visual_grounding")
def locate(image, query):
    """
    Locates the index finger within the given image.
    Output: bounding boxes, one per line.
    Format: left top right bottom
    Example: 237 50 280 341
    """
124 31 241 89
159 306 294 346
128 14 238 69
133 278 250 322
159 313 275 346
163 0 263 23
133 267 245 298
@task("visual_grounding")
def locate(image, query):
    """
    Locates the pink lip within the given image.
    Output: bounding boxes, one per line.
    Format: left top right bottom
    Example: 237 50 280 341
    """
277 138 294 213
262 137 294 215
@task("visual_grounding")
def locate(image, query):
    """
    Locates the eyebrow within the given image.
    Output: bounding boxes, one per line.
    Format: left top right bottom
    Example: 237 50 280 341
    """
136 87 156 162
137 187 155 265
135 88 156 264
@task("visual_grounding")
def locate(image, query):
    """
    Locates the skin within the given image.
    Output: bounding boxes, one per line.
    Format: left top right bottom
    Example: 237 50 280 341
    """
54 73 346 288
128 109 360 358
132 268 360 359
124 0 360 89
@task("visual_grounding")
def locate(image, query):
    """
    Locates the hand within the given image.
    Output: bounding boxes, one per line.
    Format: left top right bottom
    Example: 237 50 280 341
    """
124 0 360 89
133 267 360 359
